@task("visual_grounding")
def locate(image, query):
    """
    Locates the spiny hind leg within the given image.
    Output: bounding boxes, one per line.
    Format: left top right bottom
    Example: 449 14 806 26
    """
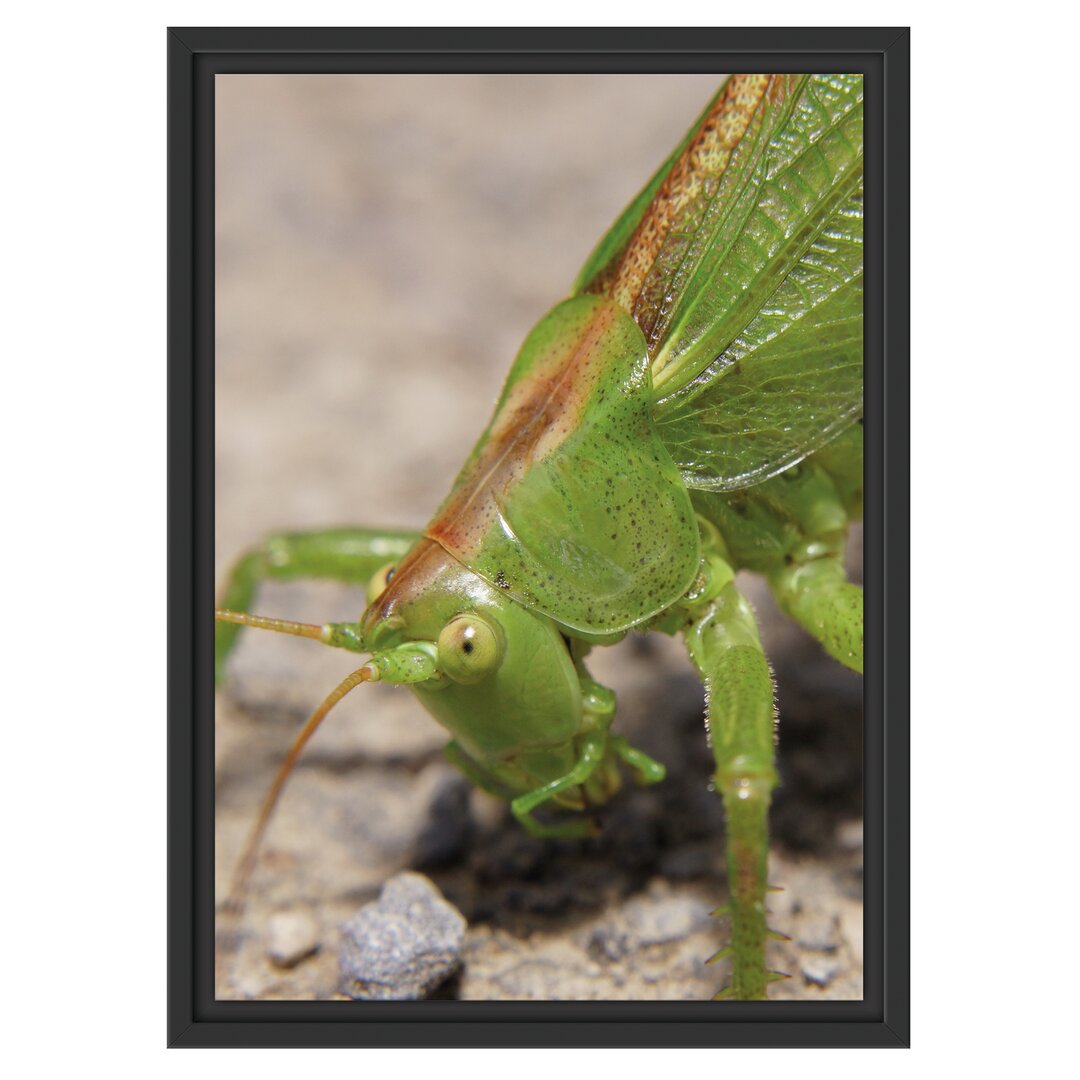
770 548 863 675
216 526 419 683
681 561 782 1000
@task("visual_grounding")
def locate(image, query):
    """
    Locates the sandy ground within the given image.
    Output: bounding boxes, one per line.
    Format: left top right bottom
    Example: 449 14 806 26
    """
214 75 864 1002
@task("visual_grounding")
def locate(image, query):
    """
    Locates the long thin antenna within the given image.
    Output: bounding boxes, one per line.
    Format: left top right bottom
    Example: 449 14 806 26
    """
216 608 326 641
220 662 378 921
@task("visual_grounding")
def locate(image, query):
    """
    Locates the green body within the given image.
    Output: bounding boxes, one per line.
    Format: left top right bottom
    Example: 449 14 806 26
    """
217 73 864 1001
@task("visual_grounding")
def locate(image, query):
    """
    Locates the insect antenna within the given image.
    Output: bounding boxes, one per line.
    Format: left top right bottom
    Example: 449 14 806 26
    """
217 661 378 966
216 608 328 642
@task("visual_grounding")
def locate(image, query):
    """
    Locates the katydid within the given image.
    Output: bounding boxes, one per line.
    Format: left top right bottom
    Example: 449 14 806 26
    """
216 73 864 1001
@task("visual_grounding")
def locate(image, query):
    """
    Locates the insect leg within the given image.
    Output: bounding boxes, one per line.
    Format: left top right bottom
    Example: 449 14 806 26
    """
608 734 666 785
682 572 779 1001
509 734 606 840
215 526 419 683
769 552 863 675
447 736 629 838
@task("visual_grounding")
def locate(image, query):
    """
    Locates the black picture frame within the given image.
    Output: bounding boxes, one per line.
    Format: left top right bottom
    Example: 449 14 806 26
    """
168 26 909 1048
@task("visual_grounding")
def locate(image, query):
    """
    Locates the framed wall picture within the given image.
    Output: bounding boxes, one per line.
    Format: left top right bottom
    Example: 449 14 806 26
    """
168 26 909 1048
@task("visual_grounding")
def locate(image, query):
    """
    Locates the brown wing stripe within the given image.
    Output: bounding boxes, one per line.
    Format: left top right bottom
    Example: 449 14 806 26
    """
606 74 771 316
427 302 620 556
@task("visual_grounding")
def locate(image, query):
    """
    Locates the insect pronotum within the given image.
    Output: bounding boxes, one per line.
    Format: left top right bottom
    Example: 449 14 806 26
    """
216 74 864 1002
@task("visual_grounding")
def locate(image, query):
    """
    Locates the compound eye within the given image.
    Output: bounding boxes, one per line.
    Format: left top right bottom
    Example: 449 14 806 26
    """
437 614 503 684
367 562 397 604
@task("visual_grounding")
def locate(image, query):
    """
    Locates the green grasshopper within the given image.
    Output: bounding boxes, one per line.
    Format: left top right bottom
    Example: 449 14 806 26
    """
216 73 863 1001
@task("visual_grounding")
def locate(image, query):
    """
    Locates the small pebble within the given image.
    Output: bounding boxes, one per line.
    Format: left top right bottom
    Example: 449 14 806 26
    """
339 872 466 1000
587 926 630 962
624 893 710 947
801 954 841 988
266 910 320 968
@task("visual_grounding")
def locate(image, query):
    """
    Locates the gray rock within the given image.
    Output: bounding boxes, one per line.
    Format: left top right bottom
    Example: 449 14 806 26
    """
587 925 631 963
624 891 710 947
801 954 842 988
267 910 321 968
588 888 710 962
339 872 467 1000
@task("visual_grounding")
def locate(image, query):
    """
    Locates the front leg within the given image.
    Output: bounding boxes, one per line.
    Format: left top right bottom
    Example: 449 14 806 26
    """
445 738 601 838
509 734 607 840
215 526 419 683
681 561 780 1000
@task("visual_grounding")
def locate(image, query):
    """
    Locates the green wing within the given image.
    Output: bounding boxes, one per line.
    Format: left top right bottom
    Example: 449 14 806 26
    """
576 74 864 492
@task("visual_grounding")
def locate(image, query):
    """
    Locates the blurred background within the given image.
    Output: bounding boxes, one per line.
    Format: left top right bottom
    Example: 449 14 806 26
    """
215 74 863 1001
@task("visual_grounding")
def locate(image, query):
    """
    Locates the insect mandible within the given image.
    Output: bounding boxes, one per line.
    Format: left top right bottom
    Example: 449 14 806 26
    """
215 73 864 1001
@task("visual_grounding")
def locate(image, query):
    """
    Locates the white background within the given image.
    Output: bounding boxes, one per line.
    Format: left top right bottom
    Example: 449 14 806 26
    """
3 1 1074 1074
